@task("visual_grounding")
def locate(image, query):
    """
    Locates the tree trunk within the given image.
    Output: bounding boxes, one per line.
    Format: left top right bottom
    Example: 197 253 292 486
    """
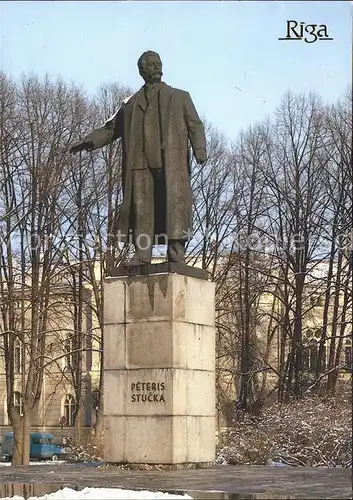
327 258 351 392
94 370 104 443
11 410 32 466
74 405 84 443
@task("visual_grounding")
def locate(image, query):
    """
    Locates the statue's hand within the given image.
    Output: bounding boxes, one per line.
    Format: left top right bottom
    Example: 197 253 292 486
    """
70 141 94 154
195 149 207 165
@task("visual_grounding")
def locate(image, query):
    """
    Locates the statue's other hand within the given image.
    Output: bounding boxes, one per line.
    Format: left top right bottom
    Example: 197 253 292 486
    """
70 141 94 154
195 149 207 165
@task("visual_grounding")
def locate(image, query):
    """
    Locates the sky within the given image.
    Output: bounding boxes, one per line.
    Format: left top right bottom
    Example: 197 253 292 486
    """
0 1 351 140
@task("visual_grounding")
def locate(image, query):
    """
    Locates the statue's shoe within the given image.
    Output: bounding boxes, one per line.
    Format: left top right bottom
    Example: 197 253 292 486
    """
124 255 150 267
167 243 186 265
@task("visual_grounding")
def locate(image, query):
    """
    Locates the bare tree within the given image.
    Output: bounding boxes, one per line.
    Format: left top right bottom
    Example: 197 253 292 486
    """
58 82 132 440
0 73 84 464
317 92 352 391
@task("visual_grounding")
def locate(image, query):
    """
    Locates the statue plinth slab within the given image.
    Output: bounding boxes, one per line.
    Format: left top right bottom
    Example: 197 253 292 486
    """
110 262 209 281
103 272 216 464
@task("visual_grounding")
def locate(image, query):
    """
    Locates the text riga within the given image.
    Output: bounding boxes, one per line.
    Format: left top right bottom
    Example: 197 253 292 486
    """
279 20 333 43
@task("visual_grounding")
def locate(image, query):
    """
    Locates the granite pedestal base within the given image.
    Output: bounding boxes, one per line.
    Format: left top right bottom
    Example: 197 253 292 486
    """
103 272 216 464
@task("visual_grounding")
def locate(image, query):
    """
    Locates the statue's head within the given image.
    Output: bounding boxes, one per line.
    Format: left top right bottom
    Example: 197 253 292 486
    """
138 51 163 84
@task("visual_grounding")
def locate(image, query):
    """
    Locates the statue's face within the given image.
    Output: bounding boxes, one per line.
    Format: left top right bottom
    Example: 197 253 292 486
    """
140 54 163 84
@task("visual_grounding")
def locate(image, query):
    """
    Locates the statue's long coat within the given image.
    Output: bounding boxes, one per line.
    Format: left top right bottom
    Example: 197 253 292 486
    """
84 82 206 240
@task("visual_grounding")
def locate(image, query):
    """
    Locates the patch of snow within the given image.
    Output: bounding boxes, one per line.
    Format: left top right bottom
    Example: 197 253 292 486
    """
104 109 119 124
104 95 133 124
1 486 193 500
123 94 134 104
0 461 65 467
1 497 24 500
268 460 289 467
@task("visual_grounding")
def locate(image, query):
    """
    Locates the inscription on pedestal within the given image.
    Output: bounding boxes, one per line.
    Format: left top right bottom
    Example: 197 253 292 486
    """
130 381 166 403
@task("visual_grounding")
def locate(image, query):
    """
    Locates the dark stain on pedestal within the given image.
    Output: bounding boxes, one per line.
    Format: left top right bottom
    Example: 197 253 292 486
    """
127 275 168 312
145 275 168 310
114 262 208 314
147 278 155 310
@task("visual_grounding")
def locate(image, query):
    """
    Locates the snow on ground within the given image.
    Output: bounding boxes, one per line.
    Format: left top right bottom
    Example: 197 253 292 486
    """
1 486 193 500
0 461 66 466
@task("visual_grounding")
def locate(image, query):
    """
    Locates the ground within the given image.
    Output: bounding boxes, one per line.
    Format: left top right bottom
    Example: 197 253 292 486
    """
0 463 352 499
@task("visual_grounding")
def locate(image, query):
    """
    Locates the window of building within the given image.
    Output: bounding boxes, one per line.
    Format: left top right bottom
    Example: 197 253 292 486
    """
3 398 8 425
309 294 324 307
322 343 327 371
13 391 24 416
14 339 23 374
62 336 74 371
303 333 327 374
64 394 76 426
344 337 352 371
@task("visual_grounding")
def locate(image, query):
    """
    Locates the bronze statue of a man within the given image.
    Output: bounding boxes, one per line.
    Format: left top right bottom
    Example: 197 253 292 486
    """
71 51 207 265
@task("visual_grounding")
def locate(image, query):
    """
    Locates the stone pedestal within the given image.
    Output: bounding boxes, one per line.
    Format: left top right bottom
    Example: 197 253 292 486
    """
103 271 216 464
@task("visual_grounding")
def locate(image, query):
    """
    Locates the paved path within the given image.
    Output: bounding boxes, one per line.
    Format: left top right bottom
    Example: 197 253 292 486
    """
0 463 352 499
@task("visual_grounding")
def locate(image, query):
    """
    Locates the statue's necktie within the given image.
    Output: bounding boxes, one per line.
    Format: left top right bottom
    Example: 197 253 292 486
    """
145 85 155 105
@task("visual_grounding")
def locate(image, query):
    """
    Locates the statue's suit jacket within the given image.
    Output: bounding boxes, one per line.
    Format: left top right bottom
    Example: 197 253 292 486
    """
83 82 206 240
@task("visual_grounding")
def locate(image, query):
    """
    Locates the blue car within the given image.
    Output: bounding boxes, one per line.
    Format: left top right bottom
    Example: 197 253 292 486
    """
1 432 63 461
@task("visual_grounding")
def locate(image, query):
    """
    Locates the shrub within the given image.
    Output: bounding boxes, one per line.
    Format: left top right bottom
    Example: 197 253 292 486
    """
217 388 352 467
65 433 104 463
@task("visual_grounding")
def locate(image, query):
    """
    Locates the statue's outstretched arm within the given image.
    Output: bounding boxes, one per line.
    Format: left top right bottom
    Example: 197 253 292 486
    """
70 107 123 154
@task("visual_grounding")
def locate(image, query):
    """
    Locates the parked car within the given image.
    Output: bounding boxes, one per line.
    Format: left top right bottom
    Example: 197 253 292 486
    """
1 432 63 461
